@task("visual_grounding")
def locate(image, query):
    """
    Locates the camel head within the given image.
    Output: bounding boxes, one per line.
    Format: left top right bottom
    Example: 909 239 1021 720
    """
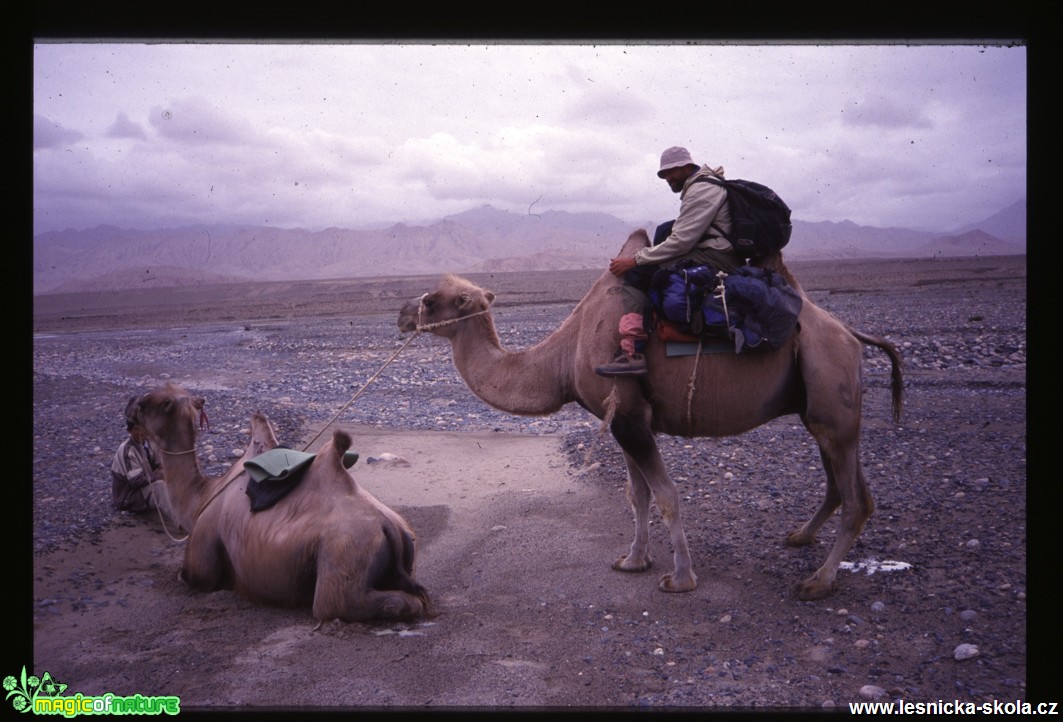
398 274 496 337
127 382 207 452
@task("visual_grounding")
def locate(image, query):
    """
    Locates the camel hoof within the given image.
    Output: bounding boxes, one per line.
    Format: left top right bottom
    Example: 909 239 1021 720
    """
613 554 652 573
380 595 424 620
792 577 834 601
658 572 697 593
785 530 815 547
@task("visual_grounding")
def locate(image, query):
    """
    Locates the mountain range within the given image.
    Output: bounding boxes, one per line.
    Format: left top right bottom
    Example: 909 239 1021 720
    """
32 199 1026 294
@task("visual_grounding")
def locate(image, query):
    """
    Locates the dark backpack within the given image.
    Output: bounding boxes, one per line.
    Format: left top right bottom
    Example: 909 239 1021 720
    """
695 176 793 259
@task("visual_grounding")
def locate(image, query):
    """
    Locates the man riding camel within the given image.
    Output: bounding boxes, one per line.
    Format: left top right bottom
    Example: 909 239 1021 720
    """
595 146 744 377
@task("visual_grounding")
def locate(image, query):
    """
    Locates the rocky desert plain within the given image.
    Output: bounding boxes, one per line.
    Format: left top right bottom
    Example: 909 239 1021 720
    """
26 253 1039 712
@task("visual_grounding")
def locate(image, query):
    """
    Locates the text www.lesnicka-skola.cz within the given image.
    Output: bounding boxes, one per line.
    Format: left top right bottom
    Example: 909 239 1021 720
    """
850 699 1056 715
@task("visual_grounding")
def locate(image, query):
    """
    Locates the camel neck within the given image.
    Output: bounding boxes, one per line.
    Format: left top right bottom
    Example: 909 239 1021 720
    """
155 441 212 529
449 315 572 416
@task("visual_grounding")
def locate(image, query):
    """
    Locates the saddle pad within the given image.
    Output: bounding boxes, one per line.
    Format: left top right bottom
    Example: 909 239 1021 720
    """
245 448 316 483
665 339 736 358
244 447 359 512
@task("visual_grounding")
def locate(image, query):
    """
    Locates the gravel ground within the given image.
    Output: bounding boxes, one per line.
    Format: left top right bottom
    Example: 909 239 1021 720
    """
31 304 597 556
28 257 1038 709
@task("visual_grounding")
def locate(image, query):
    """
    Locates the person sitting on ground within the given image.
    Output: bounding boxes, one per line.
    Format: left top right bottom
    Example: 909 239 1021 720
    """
110 412 175 519
595 146 745 377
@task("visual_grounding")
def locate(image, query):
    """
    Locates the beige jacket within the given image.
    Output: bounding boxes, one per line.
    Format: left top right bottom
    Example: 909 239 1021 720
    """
635 165 733 266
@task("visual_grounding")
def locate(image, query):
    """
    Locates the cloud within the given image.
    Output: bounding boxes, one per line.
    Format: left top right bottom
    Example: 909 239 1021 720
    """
31 43 1026 235
106 112 148 140
563 87 656 128
383 125 655 223
34 115 83 149
148 96 262 146
841 96 934 130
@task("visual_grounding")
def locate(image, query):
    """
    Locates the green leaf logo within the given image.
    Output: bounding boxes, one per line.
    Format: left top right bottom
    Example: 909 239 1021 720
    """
4 668 68 713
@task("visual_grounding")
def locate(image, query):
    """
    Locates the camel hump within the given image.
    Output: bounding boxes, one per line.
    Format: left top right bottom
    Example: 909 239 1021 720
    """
247 411 280 457
331 430 353 456
619 229 650 257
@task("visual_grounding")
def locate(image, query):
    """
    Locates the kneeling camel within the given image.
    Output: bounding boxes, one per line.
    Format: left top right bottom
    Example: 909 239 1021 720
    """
398 230 903 600
128 382 431 622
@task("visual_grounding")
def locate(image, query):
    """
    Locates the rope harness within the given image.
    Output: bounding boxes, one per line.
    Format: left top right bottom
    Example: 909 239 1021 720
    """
160 294 491 543
153 407 211 541
684 270 731 434
300 294 491 450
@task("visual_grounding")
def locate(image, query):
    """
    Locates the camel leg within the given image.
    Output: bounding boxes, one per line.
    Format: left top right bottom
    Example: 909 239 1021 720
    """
788 329 876 599
314 588 427 623
180 527 233 591
613 453 653 573
791 427 873 601
610 415 697 593
311 538 427 623
785 445 841 546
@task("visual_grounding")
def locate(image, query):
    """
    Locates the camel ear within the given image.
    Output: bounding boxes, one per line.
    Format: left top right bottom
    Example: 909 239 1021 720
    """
457 290 493 310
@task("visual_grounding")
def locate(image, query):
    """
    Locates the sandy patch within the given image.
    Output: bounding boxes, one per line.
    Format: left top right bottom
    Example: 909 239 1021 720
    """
32 427 635 708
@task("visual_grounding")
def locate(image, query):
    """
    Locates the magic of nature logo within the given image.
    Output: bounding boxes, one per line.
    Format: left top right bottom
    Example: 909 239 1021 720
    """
4 667 180 716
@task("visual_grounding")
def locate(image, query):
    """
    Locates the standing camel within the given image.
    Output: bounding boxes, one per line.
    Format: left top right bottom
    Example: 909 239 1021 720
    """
127 382 431 622
398 230 903 600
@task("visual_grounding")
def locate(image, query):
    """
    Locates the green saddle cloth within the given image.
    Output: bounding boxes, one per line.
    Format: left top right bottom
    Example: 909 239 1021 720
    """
244 447 358 512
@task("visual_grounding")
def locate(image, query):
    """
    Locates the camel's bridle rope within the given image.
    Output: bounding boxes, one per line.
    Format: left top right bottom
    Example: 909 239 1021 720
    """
151 296 492 545
150 405 213 540
153 448 194 541
300 295 491 451
154 500 189 542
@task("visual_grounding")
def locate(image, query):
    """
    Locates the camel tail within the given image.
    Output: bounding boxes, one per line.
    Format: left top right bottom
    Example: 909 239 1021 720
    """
850 326 905 423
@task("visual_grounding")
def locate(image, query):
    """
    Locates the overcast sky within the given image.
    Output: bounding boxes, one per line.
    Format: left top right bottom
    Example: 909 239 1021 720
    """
32 41 1026 236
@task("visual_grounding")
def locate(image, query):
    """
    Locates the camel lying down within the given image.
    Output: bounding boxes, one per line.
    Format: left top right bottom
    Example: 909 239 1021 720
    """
127 382 431 623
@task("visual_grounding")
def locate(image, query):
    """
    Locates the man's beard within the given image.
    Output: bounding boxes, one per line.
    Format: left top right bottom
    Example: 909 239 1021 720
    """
668 178 684 193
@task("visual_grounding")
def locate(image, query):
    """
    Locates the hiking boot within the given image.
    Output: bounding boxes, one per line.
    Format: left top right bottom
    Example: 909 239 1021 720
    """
594 350 648 377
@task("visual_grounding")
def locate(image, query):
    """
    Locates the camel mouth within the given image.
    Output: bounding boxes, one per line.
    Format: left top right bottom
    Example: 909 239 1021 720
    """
397 299 422 333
